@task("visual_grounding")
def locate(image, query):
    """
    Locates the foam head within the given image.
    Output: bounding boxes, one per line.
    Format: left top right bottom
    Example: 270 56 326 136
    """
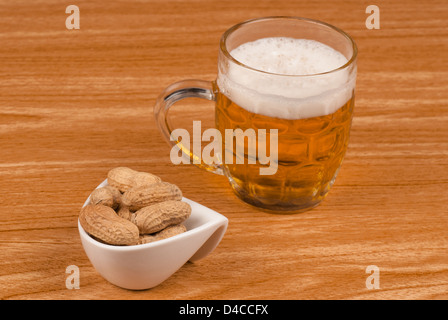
217 37 356 120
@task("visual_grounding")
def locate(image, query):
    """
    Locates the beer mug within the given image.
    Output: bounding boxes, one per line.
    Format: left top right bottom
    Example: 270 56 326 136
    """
154 16 357 213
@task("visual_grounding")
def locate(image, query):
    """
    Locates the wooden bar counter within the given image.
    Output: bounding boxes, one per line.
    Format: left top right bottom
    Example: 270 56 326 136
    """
0 0 447 299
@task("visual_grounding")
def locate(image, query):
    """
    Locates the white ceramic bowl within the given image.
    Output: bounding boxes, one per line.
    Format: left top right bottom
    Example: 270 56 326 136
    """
78 179 228 290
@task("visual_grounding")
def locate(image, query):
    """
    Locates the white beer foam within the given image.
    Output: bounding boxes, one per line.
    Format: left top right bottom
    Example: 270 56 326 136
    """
217 37 356 120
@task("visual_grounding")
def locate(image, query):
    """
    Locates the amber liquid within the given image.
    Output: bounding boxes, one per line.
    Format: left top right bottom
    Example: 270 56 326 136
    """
215 89 355 212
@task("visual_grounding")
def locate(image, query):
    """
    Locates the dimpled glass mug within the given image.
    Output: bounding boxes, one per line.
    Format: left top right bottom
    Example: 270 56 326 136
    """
154 17 357 213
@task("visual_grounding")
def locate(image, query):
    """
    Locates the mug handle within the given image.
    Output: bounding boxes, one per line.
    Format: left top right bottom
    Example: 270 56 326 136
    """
154 79 224 175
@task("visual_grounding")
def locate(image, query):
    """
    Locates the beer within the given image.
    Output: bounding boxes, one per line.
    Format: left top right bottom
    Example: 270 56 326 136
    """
215 37 356 212
154 17 357 213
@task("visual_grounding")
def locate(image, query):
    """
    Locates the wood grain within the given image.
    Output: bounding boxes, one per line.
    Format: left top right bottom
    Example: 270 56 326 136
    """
1 0 447 300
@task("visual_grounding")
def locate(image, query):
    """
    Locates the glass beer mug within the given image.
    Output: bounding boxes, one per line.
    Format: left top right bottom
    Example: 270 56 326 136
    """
154 16 358 213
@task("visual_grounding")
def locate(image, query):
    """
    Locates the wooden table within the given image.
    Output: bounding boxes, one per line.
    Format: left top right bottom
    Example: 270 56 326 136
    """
1 0 447 300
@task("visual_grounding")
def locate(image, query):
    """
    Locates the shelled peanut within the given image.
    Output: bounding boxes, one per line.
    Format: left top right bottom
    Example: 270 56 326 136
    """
79 167 191 246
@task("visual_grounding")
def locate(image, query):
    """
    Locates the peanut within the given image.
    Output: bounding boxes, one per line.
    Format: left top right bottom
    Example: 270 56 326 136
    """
79 204 139 246
116 205 132 221
132 171 162 188
138 224 187 244
133 200 191 234
107 167 136 192
107 167 161 193
90 186 121 209
106 186 122 208
121 182 183 211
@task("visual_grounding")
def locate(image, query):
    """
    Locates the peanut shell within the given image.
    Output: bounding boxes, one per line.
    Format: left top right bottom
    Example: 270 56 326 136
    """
138 224 187 244
90 187 114 208
121 182 183 211
79 204 139 245
132 171 162 187
107 167 162 193
107 167 137 192
116 205 132 221
90 186 121 209
133 200 191 234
